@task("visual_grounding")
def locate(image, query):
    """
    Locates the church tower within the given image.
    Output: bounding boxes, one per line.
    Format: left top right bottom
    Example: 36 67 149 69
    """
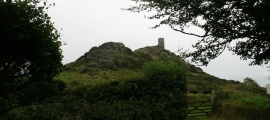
158 37 164 49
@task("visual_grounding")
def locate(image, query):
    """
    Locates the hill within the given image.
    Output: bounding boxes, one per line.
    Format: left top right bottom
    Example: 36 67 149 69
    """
56 42 270 120
4 42 269 120
64 42 233 93
65 42 181 70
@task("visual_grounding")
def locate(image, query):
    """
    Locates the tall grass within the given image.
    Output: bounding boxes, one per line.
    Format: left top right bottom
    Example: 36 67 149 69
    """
212 83 270 120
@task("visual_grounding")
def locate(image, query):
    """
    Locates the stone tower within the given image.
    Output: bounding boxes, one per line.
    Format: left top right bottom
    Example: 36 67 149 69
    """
158 37 164 49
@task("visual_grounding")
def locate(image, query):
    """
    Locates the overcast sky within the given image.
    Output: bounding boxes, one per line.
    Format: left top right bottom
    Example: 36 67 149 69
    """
47 0 269 86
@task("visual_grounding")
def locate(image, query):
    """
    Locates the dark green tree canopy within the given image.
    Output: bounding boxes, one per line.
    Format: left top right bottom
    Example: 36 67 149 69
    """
127 0 270 66
0 0 64 114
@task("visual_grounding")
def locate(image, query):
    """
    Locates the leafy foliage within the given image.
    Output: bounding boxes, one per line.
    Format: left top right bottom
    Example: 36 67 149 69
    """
7 61 188 119
143 61 187 82
3 40 269 119
0 0 64 114
243 77 259 86
127 0 270 66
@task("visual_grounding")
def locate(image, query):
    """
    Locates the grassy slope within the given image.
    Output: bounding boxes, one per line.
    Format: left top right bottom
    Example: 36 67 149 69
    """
6 43 270 119
8 63 270 120
8 62 188 119
44 43 270 120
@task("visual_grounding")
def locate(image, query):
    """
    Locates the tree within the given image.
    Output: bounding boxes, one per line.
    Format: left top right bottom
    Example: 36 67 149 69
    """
0 0 65 115
126 0 270 66
243 77 259 86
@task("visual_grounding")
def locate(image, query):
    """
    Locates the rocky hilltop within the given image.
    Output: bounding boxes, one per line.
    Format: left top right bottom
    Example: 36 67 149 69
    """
65 42 232 94
68 42 135 70
67 42 189 71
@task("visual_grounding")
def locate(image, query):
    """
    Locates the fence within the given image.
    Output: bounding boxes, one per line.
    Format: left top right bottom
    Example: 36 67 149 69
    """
186 94 216 118
186 100 212 117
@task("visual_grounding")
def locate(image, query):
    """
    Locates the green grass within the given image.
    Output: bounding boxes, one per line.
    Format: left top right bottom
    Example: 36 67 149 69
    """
51 69 270 120
10 77 185 119
5 62 270 120
226 95 270 109
7 62 187 119
56 69 144 90
211 83 270 120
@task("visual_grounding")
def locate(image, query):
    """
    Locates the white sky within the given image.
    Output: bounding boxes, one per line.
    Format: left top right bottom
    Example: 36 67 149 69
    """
47 0 269 86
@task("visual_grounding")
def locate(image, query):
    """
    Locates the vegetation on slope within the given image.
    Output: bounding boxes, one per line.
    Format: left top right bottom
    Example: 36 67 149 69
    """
5 61 188 120
3 42 269 120
211 78 270 120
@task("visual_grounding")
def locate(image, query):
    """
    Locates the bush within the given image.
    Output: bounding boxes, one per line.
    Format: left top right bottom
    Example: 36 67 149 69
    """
9 61 188 119
141 61 188 119
0 0 63 115
81 61 188 119
143 61 187 82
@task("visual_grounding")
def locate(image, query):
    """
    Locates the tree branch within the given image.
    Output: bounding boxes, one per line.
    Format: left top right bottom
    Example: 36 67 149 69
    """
169 24 210 38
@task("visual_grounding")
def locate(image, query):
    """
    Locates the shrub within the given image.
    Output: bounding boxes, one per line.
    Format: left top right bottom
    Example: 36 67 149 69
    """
0 0 63 115
142 61 188 119
9 61 188 119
